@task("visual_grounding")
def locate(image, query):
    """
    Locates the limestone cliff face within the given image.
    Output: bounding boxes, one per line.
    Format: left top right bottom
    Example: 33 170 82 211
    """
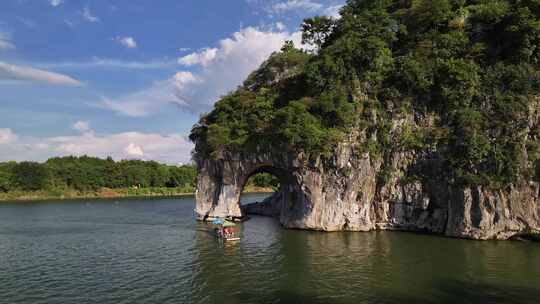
194 106 540 241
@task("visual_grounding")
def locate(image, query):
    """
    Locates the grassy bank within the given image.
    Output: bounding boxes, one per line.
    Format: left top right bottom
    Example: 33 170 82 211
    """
0 187 195 202
0 186 275 202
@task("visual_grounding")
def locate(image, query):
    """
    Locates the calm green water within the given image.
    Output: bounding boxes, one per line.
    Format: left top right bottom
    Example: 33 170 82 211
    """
0 194 539 304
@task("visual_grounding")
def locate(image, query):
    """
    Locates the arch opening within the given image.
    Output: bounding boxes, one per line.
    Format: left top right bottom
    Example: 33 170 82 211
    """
239 165 291 218
242 172 280 193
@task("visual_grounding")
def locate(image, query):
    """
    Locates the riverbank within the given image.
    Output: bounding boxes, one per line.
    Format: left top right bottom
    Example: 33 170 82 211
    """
0 186 275 202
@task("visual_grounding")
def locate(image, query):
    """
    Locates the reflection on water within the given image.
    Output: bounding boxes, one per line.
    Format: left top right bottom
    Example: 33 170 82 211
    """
0 194 539 304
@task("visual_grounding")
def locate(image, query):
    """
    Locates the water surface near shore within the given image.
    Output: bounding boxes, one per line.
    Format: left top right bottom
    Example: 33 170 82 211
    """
0 194 538 304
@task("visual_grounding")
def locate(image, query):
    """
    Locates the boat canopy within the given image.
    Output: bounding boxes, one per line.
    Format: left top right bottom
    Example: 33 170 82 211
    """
212 218 236 227
212 218 225 225
223 221 236 228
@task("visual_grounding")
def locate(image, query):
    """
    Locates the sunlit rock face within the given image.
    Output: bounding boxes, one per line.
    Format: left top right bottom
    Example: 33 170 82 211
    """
194 112 540 241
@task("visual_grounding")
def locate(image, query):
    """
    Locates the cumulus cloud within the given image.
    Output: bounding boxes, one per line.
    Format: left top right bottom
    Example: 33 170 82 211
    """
49 131 192 162
72 121 90 133
178 48 217 67
101 27 303 116
272 0 323 13
0 31 15 50
99 71 200 117
50 0 63 7
173 27 305 113
82 7 100 22
124 143 144 157
0 129 17 144
0 61 82 86
173 71 201 90
116 36 137 49
0 127 193 164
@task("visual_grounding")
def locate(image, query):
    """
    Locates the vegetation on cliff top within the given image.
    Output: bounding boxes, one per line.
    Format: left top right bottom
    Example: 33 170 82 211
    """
191 0 540 188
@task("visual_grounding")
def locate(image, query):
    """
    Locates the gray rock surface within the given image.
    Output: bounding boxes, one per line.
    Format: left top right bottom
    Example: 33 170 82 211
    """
194 106 540 240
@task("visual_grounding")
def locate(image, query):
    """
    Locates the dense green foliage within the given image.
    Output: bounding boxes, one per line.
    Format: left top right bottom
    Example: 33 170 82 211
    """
0 156 197 193
191 0 540 187
245 173 281 190
0 156 280 197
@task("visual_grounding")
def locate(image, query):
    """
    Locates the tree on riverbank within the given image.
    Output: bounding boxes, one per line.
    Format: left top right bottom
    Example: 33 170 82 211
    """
0 156 278 196
0 156 197 193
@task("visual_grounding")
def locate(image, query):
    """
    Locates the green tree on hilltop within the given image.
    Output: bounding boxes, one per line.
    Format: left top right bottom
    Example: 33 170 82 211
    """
191 0 540 187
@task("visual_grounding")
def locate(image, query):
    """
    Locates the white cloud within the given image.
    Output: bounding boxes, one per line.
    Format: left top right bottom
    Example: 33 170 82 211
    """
0 31 15 50
99 26 311 117
102 27 304 116
173 71 200 89
0 129 17 144
98 71 200 117
82 7 100 22
276 22 286 31
272 0 323 13
116 36 137 49
0 61 82 86
51 130 193 163
178 48 217 67
124 143 144 157
37 58 177 70
0 127 193 164
323 4 344 18
50 0 63 7
173 27 304 113
72 121 90 133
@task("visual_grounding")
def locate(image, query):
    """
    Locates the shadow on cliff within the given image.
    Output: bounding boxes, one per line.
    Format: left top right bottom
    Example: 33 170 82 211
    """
229 279 540 304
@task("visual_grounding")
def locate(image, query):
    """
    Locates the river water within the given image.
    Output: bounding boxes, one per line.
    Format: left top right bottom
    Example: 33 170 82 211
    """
0 194 538 304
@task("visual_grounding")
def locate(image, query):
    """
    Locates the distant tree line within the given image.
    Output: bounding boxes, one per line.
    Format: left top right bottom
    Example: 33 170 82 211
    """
246 173 280 190
0 156 197 193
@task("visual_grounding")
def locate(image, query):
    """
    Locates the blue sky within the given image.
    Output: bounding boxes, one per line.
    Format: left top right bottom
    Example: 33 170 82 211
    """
0 0 344 164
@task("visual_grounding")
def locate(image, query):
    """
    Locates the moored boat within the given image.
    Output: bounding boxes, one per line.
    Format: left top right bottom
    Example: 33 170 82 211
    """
212 218 240 241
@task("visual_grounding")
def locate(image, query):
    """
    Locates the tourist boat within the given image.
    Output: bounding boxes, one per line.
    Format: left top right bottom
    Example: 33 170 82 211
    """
212 218 241 241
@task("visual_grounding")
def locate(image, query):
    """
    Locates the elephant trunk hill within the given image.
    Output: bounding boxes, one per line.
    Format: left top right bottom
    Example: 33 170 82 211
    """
191 0 540 240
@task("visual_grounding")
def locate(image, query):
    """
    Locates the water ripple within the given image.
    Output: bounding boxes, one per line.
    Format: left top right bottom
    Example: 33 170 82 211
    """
1 195 539 304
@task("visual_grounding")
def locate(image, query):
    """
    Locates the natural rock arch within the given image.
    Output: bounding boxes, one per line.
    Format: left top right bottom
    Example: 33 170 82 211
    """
194 151 299 222
239 165 288 194
193 139 540 239
193 144 386 231
238 165 290 217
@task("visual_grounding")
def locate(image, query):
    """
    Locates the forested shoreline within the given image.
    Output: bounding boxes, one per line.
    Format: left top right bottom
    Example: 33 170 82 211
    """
0 156 196 201
0 156 277 201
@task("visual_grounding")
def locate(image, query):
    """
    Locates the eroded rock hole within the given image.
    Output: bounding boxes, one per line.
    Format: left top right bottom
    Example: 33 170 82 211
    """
239 166 292 218
240 172 280 206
